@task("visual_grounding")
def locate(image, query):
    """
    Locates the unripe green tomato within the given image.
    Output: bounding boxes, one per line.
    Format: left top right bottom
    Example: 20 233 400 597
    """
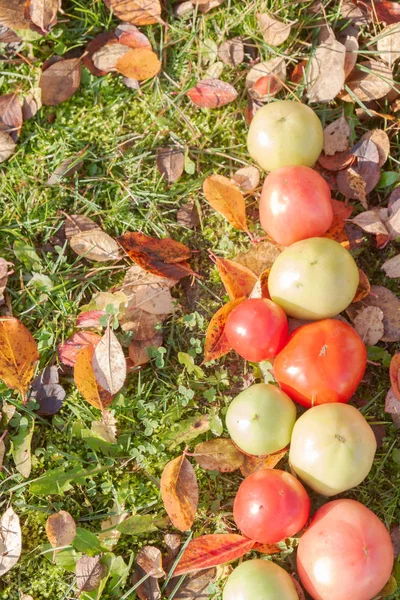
268 237 359 320
223 559 299 600
289 403 377 496
247 100 323 172
226 383 296 456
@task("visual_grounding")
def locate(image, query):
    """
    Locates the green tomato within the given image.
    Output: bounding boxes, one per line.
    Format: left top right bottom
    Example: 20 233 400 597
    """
268 237 359 320
247 100 323 172
289 403 377 496
223 560 299 600
226 383 296 456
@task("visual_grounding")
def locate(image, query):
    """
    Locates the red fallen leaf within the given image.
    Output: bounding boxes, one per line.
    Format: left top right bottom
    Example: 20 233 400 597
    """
324 199 354 242
186 79 238 109
251 74 283 99
209 251 257 300
0 93 23 142
173 534 255 576
58 331 101 367
204 297 245 362
389 353 400 401
76 310 106 328
118 232 196 279
291 60 308 84
317 149 355 172
364 0 400 24
352 268 370 303
115 23 151 48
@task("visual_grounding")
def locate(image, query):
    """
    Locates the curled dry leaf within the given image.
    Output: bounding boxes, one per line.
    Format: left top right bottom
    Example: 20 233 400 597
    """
353 306 385 345
203 175 249 232
0 131 15 163
217 38 244 67
70 230 121 262
76 554 107 593
193 438 244 472
92 327 126 395
0 317 39 395
382 254 400 278
128 332 163 368
160 454 198 532
105 0 162 25
0 93 22 141
173 534 255 576
377 23 400 67
347 285 400 342
235 240 281 276
359 129 390 167
116 48 161 80
323 115 350 156
385 389 400 427
58 331 101 367
341 60 393 102
40 58 82 106
186 79 238 108
136 546 165 578
204 297 245 362
46 510 77 556
25 0 60 34
344 35 359 78
64 214 100 239
177 200 200 229
249 268 271 300
74 345 114 410
389 353 400 401
246 58 286 100
306 27 346 102
0 507 21 576
231 166 260 192
353 268 370 303
156 147 184 184
240 447 288 477
256 12 292 46
209 252 257 300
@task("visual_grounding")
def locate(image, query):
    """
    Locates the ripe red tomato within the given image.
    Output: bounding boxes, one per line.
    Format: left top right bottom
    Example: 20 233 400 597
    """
274 319 367 407
297 499 394 600
233 469 310 544
259 166 333 246
225 298 288 362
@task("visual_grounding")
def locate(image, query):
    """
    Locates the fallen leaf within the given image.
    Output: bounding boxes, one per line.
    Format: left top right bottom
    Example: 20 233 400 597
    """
92 326 126 395
46 510 77 558
291 60 308 85
217 38 244 66
257 12 292 46
359 129 390 167
231 166 260 192
0 258 12 296
84 31 118 76
0 439 4 470
160 454 198 532
115 22 151 48
0 0 31 30
40 58 82 106
136 546 165 578
193 438 244 472
203 297 245 362
76 310 106 328
353 268 370 302
382 254 400 278
197 0 227 13
203 175 249 232
209 252 257 300
318 149 355 171
373 1 400 25
156 147 184 184
47 151 86 185
391 524 400 555
173 534 255 576
323 115 350 156
253 543 281 555
337 163 380 207
385 389 400 427
377 23 400 68
30 365 66 415
64 214 100 239
165 568 217 599
390 353 400 400
120 308 168 340
116 48 161 80
105 0 162 25
76 554 107 593
235 241 281 276
0 93 22 141
132 564 161 600
353 306 385 345
384 198 400 240
186 79 238 108
347 285 400 342
177 200 200 229
306 26 346 102
70 230 121 262
341 60 393 102
58 331 101 367
164 415 210 450
0 131 16 162
353 137 380 165
323 200 354 245
92 409 118 443
249 268 271 300
240 447 288 477
119 232 195 279
74 345 114 410
344 34 359 77
99 502 127 548
92 43 130 73
350 210 389 237
340 0 370 24
0 507 21 576
128 332 163 367
25 0 60 34
0 317 39 396
11 416 34 477
246 58 286 100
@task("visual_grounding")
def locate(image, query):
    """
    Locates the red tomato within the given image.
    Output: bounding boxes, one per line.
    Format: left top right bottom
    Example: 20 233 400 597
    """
233 469 310 544
259 165 333 246
225 298 288 362
274 319 367 407
297 499 394 600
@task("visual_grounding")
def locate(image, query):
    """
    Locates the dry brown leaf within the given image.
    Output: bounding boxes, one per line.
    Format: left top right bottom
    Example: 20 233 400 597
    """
166 568 217 600
382 255 400 278
193 438 244 472
136 546 165 578
46 510 76 558
70 230 121 262
350 210 390 247
383 198 400 240
323 115 350 156
0 507 21 576
74 345 113 410
177 200 200 229
99 502 127 548
0 0 31 30
92 43 131 73
231 166 260 192
40 58 81 106
25 0 60 34
0 131 16 163
337 159 381 207
306 26 346 102
106 0 162 25
353 268 370 303
204 297 245 362
0 93 22 141
92 410 118 443
347 285 400 342
340 0 370 24
341 60 393 102
318 149 355 172
385 389 400 428
76 555 107 593
92 326 126 395
47 151 86 185
83 31 118 76
217 38 244 66
235 241 281 276
133 565 161 600
160 454 198 532
0 258 12 297
240 447 288 477
203 174 249 232
0 317 39 396
359 129 390 167
156 147 184 184
128 332 163 368
344 35 359 78
353 306 385 345
377 23 400 67
197 0 226 13
116 48 161 80
186 79 238 108
64 214 100 239
257 12 292 46
246 58 286 100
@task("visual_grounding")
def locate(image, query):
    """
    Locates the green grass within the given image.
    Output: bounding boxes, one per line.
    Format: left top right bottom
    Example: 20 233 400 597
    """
0 0 399 598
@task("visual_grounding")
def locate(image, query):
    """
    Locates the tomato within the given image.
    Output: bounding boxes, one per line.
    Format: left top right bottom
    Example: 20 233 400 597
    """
268 238 359 320
259 166 333 246
225 298 288 362
247 100 323 172
223 559 299 600
289 403 376 496
233 469 310 544
274 319 367 407
226 383 296 456
297 499 394 600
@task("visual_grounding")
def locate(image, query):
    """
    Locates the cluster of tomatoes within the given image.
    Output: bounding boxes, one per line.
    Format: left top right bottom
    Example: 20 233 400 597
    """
221 102 394 600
